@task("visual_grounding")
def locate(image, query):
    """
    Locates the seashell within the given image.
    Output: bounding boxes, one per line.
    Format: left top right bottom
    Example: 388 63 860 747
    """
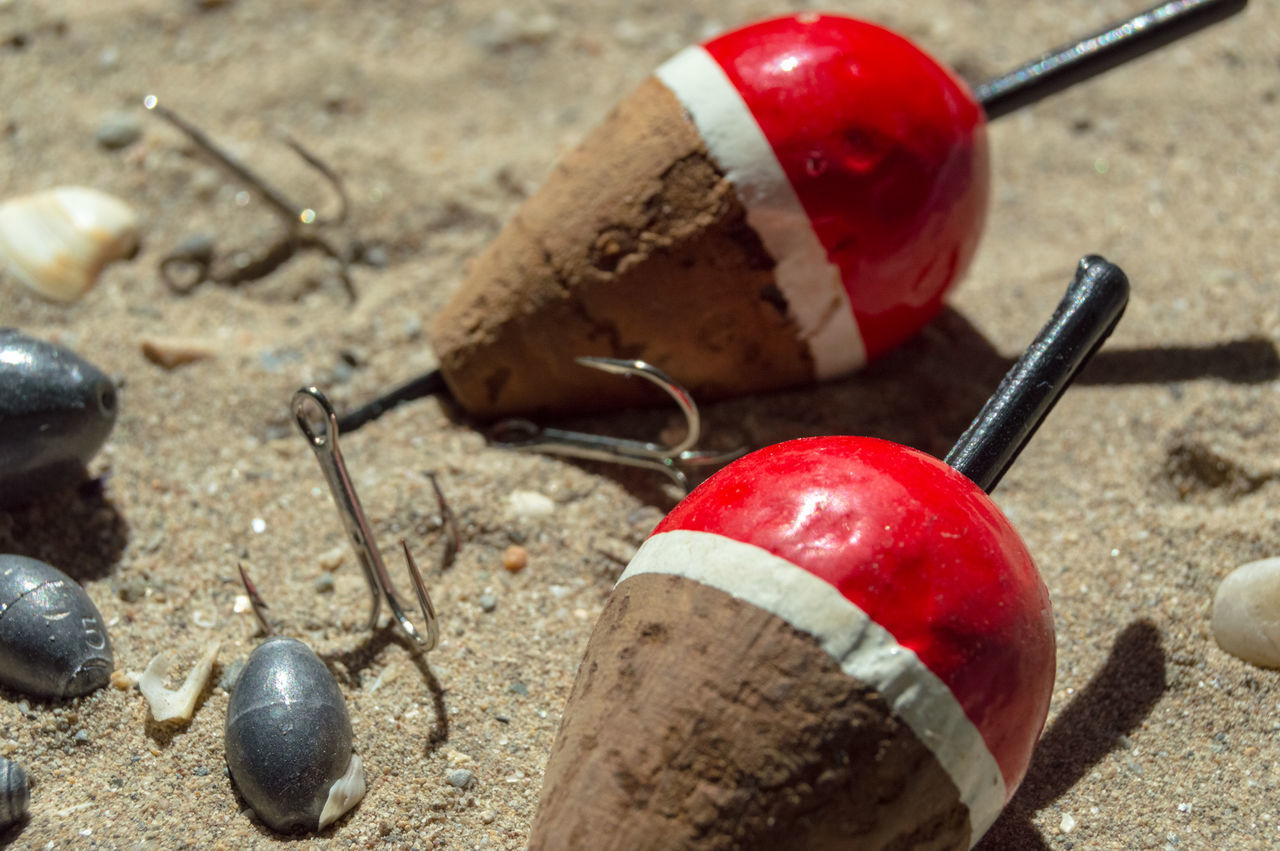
0 554 114 698
0 186 141 302
225 636 365 833
139 641 221 724
0 756 29 829
1212 557 1280 668
0 328 119 509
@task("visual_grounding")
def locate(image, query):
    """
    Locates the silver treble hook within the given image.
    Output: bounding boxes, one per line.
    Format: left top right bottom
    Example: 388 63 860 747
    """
293 386 439 651
486 357 745 491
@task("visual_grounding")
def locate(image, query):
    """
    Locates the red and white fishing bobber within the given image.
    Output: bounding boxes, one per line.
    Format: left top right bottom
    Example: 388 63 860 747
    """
415 3 1242 421
431 12 986 417
529 258 1129 849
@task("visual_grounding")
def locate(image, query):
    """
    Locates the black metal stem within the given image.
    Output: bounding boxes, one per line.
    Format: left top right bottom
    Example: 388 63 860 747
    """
975 0 1247 120
335 369 448 433
944 256 1129 494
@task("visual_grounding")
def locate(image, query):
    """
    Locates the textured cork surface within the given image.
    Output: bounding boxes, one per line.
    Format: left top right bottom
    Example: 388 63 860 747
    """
428 76 814 418
531 573 971 850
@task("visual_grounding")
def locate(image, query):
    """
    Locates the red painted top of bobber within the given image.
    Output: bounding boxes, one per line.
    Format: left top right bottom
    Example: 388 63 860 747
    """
704 14 989 360
654 435 1054 794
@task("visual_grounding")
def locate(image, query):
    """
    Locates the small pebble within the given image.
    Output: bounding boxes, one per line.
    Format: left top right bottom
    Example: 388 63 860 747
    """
317 546 346 572
314 574 335 594
507 490 555 519
117 580 146 603
446 769 475 789
140 336 219 369
1212 557 1280 667
94 112 142 150
478 593 498 613
188 168 222 200
502 545 528 573
217 657 244 693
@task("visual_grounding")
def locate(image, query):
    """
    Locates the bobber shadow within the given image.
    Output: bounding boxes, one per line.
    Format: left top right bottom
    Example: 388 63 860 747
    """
977 619 1168 849
456 306 1279 508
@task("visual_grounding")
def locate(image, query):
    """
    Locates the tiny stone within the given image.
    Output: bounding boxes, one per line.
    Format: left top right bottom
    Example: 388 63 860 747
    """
95 112 142 150
74 729 89 742
1212 557 1280 667
509 681 528 696
217 658 244 692
140 336 219 370
188 168 222 199
362 244 389 268
117 579 146 602
502 545 528 573
313 573 335 593
446 769 475 789
318 546 346 572
480 810 496 824
1060 811 1077 833
508 490 555 519
478 593 498 613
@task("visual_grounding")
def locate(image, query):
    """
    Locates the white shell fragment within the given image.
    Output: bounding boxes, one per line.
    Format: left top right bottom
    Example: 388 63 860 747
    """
0 185 141 302
1212 558 1280 668
318 754 366 830
138 640 221 723
507 489 556 519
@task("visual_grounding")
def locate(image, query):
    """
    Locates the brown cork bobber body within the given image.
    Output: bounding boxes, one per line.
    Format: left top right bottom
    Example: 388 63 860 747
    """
428 77 814 419
530 573 971 850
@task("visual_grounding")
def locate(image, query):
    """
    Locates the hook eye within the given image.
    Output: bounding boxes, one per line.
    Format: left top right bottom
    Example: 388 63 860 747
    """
293 387 334 447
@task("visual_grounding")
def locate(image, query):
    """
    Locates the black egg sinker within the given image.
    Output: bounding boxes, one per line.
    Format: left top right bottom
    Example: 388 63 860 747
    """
0 328 118 509
224 636 356 833
0 554 114 698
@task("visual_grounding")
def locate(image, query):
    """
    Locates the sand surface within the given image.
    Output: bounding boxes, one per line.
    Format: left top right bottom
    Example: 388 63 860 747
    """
2 0 1279 848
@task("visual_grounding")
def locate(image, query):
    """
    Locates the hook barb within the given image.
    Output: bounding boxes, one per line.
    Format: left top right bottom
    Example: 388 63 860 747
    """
487 357 745 492
237 563 275 637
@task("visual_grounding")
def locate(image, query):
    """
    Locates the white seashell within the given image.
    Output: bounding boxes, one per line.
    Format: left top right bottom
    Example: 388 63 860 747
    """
138 640 221 724
0 185 141 302
1211 557 1280 668
318 754 366 830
